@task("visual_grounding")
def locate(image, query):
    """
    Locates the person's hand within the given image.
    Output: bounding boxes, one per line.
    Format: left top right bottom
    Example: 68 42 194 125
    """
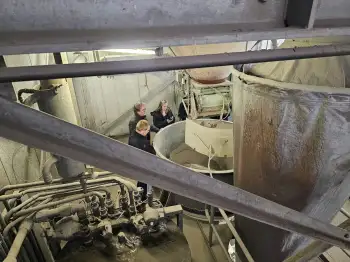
166 116 174 123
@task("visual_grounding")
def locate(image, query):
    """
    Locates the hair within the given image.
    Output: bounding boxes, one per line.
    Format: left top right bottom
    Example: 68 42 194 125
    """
133 102 145 114
156 99 170 113
136 120 150 131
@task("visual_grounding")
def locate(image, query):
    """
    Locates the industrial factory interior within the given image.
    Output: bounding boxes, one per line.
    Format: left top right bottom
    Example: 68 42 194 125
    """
1 1 350 262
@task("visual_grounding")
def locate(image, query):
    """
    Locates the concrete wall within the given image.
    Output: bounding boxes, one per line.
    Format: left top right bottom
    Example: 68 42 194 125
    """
66 51 177 137
0 54 52 186
0 51 176 185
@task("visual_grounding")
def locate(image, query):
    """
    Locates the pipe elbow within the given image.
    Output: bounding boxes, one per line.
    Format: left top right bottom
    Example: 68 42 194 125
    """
42 156 58 184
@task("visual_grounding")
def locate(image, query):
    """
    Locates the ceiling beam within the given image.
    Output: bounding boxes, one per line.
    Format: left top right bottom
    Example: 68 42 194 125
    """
1 44 350 83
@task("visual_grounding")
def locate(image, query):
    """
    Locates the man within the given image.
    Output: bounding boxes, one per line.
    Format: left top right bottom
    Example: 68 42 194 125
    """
128 119 156 199
128 102 159 140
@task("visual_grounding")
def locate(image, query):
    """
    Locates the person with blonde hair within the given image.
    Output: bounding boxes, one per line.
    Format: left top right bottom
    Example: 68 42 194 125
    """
128 119 156 199
151 100 175 129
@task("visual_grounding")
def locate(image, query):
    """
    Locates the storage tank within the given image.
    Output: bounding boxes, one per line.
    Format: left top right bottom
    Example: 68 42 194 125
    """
171 43 246 84
232 38 350 262
153 120 233 218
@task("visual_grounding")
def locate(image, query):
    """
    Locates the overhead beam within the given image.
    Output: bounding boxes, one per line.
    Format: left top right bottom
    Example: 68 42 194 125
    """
1 44 350 83
286 0 320 29
0 97 349 249
1 27 350 56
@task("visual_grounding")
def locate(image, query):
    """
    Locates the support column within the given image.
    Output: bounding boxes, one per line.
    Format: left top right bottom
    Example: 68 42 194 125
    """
37 54 85 179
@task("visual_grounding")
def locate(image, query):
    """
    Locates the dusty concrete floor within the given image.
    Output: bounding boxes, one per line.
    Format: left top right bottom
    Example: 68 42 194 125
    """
182 217 232 262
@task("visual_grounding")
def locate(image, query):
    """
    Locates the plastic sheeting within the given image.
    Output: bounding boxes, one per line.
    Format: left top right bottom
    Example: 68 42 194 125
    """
232 69 350 262
249 38 350 87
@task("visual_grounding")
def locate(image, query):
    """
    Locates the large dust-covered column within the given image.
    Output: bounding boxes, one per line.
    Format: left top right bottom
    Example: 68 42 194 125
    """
232 39 350 261
38 78 85 179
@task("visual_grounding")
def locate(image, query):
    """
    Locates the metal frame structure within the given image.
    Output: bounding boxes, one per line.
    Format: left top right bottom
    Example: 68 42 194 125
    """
1 1 350 254
197 204 254 262
1 44 350 83
0 95 349 254
1 0 350 55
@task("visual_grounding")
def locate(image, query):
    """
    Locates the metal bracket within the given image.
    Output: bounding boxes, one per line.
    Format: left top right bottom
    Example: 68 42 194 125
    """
18 85 62 107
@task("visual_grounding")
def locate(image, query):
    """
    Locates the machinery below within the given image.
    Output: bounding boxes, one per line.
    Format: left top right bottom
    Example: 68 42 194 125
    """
0 172 190 262
177 71 232 120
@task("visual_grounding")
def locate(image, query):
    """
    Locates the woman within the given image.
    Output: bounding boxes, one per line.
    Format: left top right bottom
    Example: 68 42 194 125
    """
151 100 175 129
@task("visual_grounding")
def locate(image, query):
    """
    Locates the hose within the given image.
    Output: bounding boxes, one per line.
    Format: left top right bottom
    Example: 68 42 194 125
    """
42 156 58 184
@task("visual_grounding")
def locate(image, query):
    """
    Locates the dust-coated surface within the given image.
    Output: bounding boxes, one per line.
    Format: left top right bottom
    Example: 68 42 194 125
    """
58 222 191 262
170 142 232 171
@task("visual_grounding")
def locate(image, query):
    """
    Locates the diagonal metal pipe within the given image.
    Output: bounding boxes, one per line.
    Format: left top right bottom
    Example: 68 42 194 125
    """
1 44 350 83
0 97 349 249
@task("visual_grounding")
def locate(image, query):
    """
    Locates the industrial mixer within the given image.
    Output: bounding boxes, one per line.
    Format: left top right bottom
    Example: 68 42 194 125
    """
153 119 234 218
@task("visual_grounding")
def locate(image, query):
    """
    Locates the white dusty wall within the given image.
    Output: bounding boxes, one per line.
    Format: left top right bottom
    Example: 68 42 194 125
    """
0 54 52 186
66 51 177 137
0 52 176 186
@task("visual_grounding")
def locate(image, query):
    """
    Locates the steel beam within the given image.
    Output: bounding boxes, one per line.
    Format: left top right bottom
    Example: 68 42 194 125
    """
0 97 349 249
1 44 350 83
284 218 350 262
1 27 350 56
1 0 350 55
286 0 320 29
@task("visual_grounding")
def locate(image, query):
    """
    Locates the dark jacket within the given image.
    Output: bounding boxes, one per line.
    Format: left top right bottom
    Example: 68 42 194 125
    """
128 131 156 155
178 102 187 121
151 110 175 129
128 114 159 140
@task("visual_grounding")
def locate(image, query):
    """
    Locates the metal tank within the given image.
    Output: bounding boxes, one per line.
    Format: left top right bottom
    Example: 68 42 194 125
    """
153 120 233 218
232 38 350 262
172 43 246 84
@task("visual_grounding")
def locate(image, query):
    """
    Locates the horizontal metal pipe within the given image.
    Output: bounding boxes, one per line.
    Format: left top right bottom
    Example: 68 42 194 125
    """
34 203 85 222
0 172 113 196
0 176 135 201
1 44 350 82
13 192 104 218
0 172 115 197
283 218 350 262
0 97 349 249
4 183 116 223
